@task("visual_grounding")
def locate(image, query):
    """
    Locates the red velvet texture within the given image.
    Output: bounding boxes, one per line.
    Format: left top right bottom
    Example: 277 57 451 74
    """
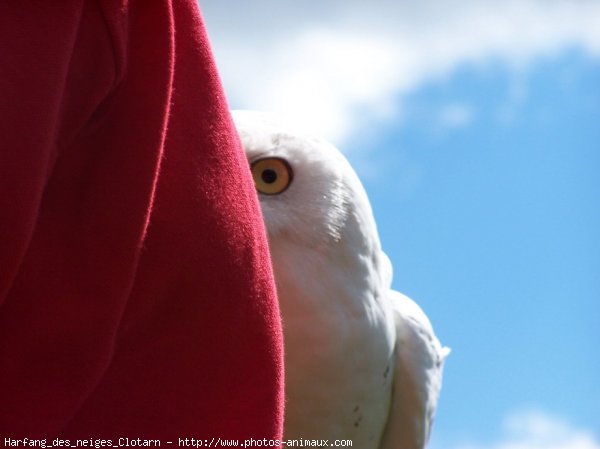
0 1 283 442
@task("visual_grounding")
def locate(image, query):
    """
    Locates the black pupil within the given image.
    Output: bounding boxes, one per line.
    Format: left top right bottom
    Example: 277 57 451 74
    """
261 169 278 184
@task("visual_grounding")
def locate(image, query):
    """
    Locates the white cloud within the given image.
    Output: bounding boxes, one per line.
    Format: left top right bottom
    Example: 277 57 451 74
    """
451 410 600 449
439 103 475 128
201 0 600 145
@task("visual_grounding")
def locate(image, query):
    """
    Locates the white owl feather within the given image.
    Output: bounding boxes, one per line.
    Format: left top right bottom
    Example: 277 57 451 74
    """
233 110 449 449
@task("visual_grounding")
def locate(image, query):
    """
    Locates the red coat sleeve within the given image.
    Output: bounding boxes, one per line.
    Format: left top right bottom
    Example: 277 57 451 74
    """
0 0 284 442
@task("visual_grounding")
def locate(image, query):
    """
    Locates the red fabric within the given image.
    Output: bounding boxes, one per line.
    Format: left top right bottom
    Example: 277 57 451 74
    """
0 0 283 442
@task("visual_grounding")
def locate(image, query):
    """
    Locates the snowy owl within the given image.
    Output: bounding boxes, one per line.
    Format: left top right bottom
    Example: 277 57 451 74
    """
232 110 450 449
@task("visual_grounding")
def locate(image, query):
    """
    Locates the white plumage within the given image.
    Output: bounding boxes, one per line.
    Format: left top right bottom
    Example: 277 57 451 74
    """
233 110 449 449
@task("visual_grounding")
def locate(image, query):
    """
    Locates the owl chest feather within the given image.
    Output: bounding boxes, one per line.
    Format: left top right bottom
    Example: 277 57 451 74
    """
271 240 395 448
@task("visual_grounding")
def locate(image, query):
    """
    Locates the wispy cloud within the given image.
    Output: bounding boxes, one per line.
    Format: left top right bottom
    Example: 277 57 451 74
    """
448 410 600 449
202 0 600 144
438 103 475 128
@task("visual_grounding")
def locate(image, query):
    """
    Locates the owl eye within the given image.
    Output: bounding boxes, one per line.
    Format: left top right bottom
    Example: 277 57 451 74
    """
251 157 293 195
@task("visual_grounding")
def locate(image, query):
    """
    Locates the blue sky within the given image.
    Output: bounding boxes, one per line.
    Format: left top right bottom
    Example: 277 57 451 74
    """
201 2 599 448
373 52 600 447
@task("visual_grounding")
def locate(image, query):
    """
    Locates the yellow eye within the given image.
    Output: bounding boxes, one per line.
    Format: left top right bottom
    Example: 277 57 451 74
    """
251 157 293 195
